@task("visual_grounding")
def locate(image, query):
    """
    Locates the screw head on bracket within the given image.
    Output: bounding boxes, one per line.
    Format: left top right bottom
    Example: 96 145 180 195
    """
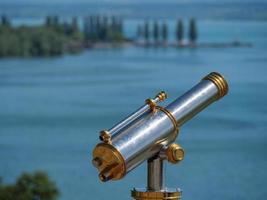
165 143 184 164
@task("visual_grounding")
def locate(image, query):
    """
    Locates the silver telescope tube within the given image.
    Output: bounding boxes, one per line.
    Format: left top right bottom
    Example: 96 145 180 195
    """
99 91 167 143
92 72 228 182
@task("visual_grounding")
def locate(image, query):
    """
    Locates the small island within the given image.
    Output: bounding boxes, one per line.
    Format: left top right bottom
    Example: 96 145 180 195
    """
0 15 252 58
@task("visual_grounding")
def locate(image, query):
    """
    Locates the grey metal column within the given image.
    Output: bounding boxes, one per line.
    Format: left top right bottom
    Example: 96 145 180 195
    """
147 156 164 191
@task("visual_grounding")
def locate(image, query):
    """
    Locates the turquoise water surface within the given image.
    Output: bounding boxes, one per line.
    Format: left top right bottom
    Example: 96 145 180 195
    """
0 20 267 200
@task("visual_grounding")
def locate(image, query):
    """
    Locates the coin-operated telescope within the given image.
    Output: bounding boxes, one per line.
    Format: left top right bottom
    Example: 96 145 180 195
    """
92 72 229 200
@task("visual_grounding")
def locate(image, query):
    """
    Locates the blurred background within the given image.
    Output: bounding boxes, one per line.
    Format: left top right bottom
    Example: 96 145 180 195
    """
0 0 267 200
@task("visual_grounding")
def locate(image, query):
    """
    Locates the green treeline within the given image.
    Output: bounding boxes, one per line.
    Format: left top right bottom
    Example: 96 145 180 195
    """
0 15 126 57
137 18 198 46
189 18 197 45
0 15 199 57
0 15 83 57
84 15 124 43
0 171 59 200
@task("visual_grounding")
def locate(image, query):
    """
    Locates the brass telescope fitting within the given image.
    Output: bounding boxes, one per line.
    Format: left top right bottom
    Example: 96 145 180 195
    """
91 72 229 200
156 91 168 102
99 91 168 144
99 130 111 144
146 91 167 112
165 143 184 164
92 143 126 181
132 189 182 200
203 72 229 100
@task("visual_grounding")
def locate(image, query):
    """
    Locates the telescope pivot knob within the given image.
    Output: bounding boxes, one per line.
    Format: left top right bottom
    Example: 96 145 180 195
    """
165 144 184 164
156 91 167 102
99 130 111 144
146 91 168 112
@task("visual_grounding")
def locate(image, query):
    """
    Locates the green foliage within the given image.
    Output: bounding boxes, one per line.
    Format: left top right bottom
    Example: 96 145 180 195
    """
45 16 52 27
0 26 20 56
30 28 64 56
136 24 143 38
0 171 59 200
153 21 159 42
84 15 124 43
51 16 59 28
0 16 84 57
1 15 11 27
189 18 198 44
100 16 108 40
176 19 184 42
71 17 78 33
144 21 150 42
161 22 168 42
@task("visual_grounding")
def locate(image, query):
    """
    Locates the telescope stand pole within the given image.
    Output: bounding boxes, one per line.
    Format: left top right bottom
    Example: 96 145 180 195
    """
131 154 182 200
147 156 164 191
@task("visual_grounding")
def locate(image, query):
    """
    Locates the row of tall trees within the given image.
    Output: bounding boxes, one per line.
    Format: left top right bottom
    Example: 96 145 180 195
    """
137 21 168 43
1 15 11 27
137 19 198 46
45 16 80 38
84 15 124 43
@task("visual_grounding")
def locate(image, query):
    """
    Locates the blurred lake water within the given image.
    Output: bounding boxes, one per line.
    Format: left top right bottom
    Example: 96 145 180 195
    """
0 19 267 200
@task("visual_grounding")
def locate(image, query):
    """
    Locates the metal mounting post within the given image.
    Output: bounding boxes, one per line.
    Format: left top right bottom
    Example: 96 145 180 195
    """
147 156 164 191
131 153 182 200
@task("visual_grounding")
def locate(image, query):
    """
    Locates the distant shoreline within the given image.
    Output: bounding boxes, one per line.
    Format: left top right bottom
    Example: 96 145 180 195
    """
88 40 253 50
0 15 254 58
133 41 253 49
